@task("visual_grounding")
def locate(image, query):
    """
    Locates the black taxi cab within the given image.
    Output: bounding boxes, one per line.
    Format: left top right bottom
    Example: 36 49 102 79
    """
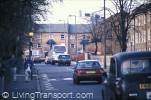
101 51 151 100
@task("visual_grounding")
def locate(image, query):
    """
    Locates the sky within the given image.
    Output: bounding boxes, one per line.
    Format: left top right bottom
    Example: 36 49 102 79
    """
37 0 146 24
39 0 112 24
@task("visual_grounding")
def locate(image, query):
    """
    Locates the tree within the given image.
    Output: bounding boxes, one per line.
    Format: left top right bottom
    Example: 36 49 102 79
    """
83 14 103 55
105 0 147 52
0 0 58 57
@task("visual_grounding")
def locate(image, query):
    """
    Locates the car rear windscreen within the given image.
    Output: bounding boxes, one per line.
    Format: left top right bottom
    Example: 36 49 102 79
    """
77 61 101 69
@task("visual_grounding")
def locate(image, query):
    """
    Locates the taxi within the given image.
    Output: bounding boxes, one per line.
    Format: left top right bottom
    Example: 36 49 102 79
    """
101 51 151 100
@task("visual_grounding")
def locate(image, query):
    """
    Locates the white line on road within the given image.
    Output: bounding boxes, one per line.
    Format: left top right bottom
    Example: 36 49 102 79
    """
48 78 73 81
41 74 58 91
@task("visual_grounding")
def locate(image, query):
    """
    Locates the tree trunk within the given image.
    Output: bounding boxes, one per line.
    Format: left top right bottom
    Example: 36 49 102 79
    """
94 42 98 55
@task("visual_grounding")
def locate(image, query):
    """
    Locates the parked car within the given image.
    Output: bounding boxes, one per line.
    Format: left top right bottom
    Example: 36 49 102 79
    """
73 60 106 84
45 56 51 64
33 57 41 63
40 56 45 62
58 54 71 66
101 51 151 100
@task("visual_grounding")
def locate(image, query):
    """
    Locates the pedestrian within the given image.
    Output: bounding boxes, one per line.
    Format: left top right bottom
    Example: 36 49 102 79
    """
0 56 6 98
24 58 34 82
9 55 17 82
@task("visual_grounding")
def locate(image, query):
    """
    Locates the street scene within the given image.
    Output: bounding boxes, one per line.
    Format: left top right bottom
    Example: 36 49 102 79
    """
0 0 151 100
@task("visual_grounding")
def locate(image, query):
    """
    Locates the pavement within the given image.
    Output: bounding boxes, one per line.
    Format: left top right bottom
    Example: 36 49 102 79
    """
1 67 41 100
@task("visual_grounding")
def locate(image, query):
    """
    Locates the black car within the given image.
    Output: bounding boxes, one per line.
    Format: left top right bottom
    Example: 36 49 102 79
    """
101 51 151 100
58 54 71 66
73 60 106 84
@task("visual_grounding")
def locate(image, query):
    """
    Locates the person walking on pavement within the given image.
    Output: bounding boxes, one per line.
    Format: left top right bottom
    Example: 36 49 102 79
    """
24 58 34 82
9 55 17 82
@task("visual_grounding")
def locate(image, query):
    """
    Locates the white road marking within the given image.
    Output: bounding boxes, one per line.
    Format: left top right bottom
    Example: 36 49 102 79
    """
49 78 73 81
41 74 58 91
63 78 73 81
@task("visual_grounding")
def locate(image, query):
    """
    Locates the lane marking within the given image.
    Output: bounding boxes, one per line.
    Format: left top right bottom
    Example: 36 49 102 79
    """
41 74 58 91
63 78 73 81
49 78 73 81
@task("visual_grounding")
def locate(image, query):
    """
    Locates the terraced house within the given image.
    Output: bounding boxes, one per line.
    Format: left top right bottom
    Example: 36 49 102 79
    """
127 3 151 51
24 24 102 59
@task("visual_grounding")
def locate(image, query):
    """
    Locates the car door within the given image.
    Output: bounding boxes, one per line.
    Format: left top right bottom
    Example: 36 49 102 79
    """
107 58 117 100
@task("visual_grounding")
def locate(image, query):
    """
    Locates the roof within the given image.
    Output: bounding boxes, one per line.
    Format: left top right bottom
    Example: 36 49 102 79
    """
68 24 90 33
34 24 90 33
34 24 68 33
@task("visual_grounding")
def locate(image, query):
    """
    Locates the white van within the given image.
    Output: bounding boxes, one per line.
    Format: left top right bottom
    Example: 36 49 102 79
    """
48 45 67 65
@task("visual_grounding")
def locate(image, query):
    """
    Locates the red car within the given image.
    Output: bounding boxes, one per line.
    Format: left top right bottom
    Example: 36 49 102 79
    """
33 57 41 63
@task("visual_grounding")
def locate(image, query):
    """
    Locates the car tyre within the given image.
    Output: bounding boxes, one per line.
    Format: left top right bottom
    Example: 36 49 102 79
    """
58 63 61 66
102 91 105 100
51 61 55 65
98 79 102 84
73 77 80 84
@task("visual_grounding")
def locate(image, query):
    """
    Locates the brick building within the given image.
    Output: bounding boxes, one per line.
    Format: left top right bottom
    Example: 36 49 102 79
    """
24 24 102 58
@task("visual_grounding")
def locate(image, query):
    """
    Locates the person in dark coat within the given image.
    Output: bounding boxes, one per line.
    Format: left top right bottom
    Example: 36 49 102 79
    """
24 58 34 81
9 55 17 82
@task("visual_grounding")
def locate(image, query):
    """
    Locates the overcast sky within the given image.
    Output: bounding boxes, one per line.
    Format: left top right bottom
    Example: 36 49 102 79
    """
40 0 111 24
38 0 145 24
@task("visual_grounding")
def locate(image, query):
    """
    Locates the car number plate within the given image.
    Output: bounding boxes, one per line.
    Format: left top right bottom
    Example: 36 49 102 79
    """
147 92 151 99
139 84 151 89
86 71 95 74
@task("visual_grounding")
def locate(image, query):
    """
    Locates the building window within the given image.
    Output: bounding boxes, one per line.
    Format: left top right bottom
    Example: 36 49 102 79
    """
70 35 75 39
49 34 53 39
37 43 42 48
61 34 65 39
36 34 41 39
70 44 75 48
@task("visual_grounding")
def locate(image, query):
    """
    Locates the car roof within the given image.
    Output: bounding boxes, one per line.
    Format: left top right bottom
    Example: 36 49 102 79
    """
113 51 151 62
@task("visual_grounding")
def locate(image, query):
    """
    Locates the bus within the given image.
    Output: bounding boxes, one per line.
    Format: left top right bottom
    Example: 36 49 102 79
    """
48 45 67 65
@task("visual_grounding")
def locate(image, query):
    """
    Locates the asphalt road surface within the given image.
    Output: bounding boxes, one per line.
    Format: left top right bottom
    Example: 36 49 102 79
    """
35 63 103 100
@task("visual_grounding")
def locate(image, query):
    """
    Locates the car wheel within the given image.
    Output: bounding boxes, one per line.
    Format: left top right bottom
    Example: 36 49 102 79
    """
73 76 80 84
75 78 80 84
51 61 55 65
58 63 60 66
102 91 105 100
98 79 102 84
67 63 71 66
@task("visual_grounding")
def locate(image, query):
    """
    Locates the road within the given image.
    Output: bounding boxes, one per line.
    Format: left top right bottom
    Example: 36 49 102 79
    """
35 62 102 100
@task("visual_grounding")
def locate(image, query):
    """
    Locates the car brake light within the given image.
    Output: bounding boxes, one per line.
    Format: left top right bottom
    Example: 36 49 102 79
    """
76 70 86 75
96 70 104 74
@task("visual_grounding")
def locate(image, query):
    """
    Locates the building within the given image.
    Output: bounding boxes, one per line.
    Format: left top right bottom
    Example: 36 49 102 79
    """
127 3 151 51
24 24 102 59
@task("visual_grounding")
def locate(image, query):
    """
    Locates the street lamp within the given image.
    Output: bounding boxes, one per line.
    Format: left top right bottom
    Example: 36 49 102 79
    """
69 15 78 63
103 0 107 69
59 20 66 46
28 32 34 59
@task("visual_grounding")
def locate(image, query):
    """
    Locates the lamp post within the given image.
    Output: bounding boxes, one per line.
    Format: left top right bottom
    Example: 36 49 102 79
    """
28 32 34 59
59 20 66 46
104 0 107 69
69 15 78 63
